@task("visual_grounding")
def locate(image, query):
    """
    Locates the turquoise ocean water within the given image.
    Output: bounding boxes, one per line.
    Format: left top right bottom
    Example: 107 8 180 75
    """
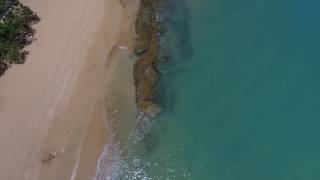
100 0 320 179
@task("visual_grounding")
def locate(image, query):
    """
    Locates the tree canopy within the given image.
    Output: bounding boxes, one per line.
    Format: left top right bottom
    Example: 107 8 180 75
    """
0 0 39 76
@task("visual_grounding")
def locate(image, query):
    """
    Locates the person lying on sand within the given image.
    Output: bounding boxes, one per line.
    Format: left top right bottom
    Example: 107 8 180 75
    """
120 0 127 8
41 149 65 164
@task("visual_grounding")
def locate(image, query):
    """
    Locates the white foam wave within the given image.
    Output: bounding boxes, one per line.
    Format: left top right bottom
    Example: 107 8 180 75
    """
94 141 122 180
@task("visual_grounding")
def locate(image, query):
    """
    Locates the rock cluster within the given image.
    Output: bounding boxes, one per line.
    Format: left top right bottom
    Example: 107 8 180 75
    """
134 0 165 117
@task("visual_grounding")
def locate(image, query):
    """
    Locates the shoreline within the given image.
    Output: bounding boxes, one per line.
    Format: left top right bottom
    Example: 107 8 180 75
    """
38 0 141 179
0 0 128 179
88 0 168 178
0 0 155 179
75 1 140 179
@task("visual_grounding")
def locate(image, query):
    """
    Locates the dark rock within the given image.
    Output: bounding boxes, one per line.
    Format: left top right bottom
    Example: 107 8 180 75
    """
134 0 166 117
135 48 149 56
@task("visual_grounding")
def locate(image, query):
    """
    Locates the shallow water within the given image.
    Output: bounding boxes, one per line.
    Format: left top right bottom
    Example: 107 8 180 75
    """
99 0 320 179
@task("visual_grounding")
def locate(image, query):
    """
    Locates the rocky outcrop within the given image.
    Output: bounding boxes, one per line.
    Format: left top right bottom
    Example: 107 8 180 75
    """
134 0 165 117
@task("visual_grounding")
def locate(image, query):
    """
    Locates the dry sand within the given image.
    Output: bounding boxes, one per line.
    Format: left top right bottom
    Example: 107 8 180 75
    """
0 0 138 179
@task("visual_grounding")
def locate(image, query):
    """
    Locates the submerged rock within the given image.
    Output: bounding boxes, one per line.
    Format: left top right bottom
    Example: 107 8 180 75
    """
140 100 162 118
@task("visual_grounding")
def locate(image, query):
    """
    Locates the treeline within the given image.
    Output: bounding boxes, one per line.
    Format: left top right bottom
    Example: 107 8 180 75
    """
0 0 39 76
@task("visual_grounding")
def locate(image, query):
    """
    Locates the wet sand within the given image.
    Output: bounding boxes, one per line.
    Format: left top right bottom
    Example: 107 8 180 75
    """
0 0 136 179
75 1 140 179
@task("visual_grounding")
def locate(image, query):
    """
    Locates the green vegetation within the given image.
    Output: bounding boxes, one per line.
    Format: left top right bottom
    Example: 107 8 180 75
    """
0 0 39 76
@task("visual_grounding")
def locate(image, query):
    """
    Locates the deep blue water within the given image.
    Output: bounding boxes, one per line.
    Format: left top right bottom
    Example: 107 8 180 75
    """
118 0 320 179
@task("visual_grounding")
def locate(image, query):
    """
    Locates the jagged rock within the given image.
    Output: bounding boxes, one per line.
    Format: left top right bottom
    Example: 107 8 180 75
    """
134 0 165 117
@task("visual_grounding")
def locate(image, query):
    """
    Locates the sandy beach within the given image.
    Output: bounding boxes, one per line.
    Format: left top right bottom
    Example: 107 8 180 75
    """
0 0 138 179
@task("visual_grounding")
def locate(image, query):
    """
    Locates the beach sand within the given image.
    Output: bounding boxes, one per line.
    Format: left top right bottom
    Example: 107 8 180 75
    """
74 1 140 179
0 0 138 179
